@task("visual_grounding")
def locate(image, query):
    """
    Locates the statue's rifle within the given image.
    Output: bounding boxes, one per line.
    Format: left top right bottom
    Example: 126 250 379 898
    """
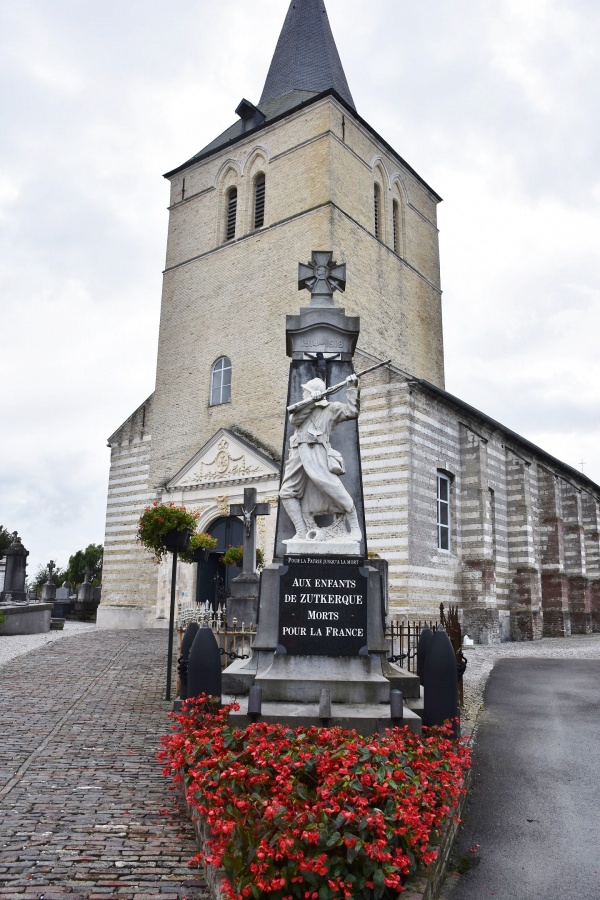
287 359 392 414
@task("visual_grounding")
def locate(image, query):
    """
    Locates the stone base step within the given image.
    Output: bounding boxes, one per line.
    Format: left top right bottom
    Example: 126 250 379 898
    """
223 694 422 736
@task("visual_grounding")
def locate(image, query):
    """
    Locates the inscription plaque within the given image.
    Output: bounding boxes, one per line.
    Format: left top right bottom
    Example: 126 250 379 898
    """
279 556 368 656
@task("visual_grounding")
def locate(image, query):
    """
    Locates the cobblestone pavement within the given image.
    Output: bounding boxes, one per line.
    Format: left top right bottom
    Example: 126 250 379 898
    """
0 628 210 900
2 627 599 899
459 632 600 735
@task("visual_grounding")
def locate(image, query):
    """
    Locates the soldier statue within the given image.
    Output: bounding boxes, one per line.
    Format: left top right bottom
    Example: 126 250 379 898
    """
280 373 362 543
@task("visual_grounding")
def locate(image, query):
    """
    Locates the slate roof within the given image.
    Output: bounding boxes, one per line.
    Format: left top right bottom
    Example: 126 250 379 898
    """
259 0 355 109
165 0 356 177
193 90 318 160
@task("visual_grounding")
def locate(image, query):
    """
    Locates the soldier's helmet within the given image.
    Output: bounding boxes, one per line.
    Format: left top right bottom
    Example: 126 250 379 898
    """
300 377 328 406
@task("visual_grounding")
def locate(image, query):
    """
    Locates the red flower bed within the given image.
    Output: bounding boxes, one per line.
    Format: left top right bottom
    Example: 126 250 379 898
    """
159 697 471 900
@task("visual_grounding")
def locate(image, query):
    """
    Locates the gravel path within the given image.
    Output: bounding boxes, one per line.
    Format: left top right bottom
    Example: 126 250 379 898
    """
0 622 97 668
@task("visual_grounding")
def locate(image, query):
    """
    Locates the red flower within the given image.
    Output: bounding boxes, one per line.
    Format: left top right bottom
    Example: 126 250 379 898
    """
159 696 471 900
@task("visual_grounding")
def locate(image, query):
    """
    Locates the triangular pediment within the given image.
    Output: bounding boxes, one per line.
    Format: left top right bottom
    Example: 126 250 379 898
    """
167 429 280 490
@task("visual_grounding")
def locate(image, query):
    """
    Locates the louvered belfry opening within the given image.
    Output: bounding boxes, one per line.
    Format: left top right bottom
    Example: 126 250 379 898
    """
374 184 381 239
254 174 266 229
225 188 237 241
393 200 399 253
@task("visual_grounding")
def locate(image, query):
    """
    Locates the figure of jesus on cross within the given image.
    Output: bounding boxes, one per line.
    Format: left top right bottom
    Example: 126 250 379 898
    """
229 488 271 580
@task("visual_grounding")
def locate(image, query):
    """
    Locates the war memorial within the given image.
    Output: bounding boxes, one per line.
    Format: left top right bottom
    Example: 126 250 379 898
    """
218 251 424 732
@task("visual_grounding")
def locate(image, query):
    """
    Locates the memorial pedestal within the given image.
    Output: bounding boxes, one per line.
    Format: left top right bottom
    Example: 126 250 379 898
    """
226 573 260 627
222 556 421 733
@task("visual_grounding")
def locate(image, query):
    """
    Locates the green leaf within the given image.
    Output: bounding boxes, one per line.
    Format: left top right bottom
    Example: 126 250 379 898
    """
373 868 385 888
333 812 346 831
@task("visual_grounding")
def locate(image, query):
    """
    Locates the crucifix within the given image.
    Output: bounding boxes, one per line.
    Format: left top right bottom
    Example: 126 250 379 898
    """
45 560 56 584
229 488 271 577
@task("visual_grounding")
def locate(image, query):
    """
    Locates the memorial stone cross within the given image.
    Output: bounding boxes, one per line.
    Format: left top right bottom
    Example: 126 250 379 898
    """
298 251 346 307
83 568 91 584
229 488 271 576
45 560 56 584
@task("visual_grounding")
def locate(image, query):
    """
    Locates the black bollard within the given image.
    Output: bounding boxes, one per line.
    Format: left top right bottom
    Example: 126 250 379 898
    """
319 688 332 726
390 689 404 723
187 626 222 701
248 685 263 722
416 626 434 686
422 628 459 736
177 621 200 702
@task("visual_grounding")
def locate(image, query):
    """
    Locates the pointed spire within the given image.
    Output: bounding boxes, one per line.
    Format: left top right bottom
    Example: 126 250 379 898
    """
260 0 355 110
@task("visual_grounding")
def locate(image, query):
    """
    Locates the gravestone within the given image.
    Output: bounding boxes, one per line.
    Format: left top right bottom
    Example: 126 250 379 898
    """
53 584 74 619
73 569 100 621
0 533 29 604
41 560 58 603
222 252 422 733
0 534 53 634
226 487 271 625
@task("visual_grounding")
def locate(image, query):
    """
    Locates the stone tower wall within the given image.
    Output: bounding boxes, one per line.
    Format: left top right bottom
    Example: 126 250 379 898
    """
151 96 443 496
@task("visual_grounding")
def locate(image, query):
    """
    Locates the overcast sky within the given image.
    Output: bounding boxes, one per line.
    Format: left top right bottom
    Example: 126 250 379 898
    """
1 0 599 579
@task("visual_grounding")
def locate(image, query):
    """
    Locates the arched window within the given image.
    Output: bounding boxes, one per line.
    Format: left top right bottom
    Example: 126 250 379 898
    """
210 356 232 405
374 184 381 239
393 200 400 254
254 173 266 229
225 188 237 241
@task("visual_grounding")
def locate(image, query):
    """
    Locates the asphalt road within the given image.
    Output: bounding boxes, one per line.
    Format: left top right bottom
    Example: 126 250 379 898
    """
440 658 600 900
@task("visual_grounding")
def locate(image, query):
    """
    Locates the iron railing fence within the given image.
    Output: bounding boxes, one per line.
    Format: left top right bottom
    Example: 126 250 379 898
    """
177 599 257 669
385 618 439 673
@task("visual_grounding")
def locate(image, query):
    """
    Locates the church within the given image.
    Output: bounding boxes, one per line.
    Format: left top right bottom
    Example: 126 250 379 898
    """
97 0 600 643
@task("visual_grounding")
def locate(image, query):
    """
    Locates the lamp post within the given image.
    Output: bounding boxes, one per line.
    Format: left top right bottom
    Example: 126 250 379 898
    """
162 528 191 701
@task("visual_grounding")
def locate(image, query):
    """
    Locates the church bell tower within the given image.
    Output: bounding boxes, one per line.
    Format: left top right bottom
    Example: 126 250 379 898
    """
99 0 445 629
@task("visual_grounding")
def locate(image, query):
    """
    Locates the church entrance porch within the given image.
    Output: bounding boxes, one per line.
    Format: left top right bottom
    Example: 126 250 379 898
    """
196 516 243 610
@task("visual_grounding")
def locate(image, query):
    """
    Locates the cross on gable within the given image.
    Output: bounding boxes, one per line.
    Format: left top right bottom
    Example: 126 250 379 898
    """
229 487 271 577
298 251 346 307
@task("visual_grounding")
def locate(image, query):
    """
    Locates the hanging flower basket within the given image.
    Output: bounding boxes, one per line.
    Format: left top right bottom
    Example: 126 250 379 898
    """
221 545 265 571
179 532 218 565
161 527 192 553
137 503 199 562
